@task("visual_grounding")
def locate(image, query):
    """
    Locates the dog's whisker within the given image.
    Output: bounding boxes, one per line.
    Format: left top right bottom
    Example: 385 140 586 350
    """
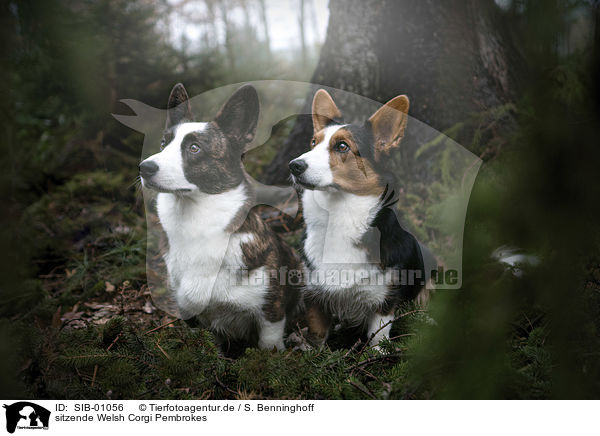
129 175 143 190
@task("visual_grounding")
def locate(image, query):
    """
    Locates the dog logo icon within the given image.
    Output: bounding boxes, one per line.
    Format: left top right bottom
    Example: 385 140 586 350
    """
3 402 50 433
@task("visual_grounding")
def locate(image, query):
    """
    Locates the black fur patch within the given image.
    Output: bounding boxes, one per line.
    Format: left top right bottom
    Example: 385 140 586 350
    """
369 206 426 303
214 85 259 145
179 122 246 195
345 123 375 161
344 121 398 189
166 83 193 128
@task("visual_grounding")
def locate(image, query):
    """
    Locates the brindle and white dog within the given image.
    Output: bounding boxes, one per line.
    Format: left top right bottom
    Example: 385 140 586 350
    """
139 84 301 352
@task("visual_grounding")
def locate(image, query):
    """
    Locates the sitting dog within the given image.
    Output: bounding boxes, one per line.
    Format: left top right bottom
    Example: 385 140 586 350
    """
139 83 301 352
289 89 431 349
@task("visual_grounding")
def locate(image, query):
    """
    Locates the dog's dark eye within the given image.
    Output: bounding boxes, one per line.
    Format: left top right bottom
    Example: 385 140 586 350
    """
334 142 350 153
189 143 200 153
311 138 316 148
160 139 166 151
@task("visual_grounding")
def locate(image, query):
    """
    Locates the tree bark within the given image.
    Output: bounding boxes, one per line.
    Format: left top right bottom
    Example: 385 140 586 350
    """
299 0 307 65
262 0 522 184
258 0 271 54
219 0 236 73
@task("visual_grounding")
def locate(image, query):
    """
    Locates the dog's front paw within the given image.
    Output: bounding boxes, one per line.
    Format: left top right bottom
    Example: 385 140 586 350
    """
258 340 285 351
293 342 314 352
286 329 313 351
370 343 388 354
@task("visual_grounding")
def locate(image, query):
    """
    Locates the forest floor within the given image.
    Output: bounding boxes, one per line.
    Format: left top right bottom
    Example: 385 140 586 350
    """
3 105 580 399
3 165 437 400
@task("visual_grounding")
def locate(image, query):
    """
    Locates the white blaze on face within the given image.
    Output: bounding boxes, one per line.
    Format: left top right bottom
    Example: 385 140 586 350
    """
296 124 345 188
140 122 207 191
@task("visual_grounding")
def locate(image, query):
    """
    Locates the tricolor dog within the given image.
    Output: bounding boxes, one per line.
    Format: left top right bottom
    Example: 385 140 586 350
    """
139 83 301 352
289 89 432 348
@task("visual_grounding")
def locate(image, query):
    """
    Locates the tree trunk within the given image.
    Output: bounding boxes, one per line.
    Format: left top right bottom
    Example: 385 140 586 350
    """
262 0 522 184
299 0 307 65
258 0 271 54
220 0 236 73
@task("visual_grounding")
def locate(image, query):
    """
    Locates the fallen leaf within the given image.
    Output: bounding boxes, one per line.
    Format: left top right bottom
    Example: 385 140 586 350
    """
61 311 84 321
84 302 114 310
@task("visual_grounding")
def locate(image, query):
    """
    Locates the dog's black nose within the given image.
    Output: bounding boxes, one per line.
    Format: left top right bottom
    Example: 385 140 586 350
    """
289 159 307 176
139 160 159 178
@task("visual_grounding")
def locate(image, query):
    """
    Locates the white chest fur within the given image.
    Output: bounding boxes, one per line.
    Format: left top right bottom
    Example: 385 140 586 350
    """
302 190 391 322
302 190 380 265
157 184 269 323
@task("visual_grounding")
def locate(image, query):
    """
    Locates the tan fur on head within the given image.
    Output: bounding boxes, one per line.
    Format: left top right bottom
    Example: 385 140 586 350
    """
305 91 410 197
368 95 410 158
312 89 342 132
328 128 383 196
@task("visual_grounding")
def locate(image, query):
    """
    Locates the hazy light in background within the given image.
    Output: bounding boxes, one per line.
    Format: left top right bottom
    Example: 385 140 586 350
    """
165 0 329 57
494 0 512 11
266 0 328 50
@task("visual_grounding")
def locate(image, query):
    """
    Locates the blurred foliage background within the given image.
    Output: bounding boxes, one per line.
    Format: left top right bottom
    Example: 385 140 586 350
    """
0 0 599 399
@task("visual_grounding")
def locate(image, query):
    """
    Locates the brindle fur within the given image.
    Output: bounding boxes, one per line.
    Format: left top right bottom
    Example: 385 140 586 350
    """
144 84 302 355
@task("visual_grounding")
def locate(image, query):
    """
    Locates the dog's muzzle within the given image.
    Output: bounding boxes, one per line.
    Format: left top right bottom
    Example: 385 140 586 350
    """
139 160 159 178
289 159 307 176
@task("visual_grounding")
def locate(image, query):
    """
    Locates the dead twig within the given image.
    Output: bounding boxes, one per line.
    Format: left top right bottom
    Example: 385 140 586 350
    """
348 380 377 399
155 338 170 359
106 332 122 351
91 365 98 387
388 333 416 341
344 338 364 358
347 350 404 371
145 319 178 335
356 367 381 382
214 373 238 396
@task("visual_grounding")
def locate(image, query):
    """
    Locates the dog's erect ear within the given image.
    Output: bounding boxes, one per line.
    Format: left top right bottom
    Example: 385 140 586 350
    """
312 89 342 132
166 83 193 128
214 85 259 145
368 95 409 157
